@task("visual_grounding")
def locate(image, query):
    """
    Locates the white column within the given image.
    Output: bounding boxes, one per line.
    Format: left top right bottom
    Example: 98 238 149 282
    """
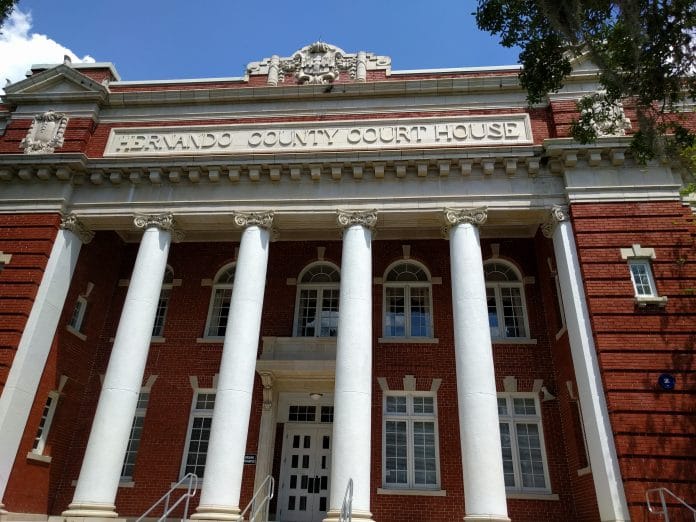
543 205 630 522
193 212 273 522
325 210 376 522
445 208 510 522
0 215 91 511
252 372 277 494
63 214 175 520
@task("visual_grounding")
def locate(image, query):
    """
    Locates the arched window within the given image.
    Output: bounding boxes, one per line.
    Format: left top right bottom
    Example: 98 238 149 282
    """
205 263 236 337
484 260 529 339
294 262 340 337
152 266 174 337
383 261 433 338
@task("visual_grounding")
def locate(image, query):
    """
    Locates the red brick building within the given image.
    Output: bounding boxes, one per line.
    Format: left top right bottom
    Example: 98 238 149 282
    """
0 43 694 522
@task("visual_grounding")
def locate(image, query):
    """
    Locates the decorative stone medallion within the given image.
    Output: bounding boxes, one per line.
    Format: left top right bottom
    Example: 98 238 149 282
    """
21 110 69 154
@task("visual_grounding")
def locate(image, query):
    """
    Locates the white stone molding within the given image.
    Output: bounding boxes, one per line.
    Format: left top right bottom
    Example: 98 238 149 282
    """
64 223 172 520
336 209 377 230
60 214 94 244
21 110 69 154
541 205 570 239
551 217 630 521
253 371 277 504
581 94 632 137
503 376 518 393
247 42 391 85
620 244 656 260
0 228 82 506
260 372 274 411
403 375 416 391
0 252 12 269
233 211 274 230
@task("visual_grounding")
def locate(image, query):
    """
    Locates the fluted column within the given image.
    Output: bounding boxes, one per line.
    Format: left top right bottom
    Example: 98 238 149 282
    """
0 214 91 511
445 208 510 522
324 210 376 522
193 212 273 522
543 206 629 522
63 214 175 520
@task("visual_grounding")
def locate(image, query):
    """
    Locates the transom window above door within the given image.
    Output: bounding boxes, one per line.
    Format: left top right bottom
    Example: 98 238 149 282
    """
294 262 340 337
383 261 433 338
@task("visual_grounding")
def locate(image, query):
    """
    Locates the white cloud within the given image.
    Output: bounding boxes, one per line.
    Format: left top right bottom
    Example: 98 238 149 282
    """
0 8 95 94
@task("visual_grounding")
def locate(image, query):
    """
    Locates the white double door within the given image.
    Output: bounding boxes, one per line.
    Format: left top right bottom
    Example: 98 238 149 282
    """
278 424 332 522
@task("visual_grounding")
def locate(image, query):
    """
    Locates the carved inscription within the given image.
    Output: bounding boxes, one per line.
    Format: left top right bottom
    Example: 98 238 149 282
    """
105 115 532 156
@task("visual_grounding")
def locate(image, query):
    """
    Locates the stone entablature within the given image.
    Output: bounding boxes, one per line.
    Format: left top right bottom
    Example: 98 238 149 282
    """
104 115 533 156
247 42 391 85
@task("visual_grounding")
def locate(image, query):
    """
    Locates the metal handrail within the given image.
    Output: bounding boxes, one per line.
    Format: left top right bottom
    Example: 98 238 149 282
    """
646 487 696 521
136 473 198 522
339 478 353 522
240 475 275 522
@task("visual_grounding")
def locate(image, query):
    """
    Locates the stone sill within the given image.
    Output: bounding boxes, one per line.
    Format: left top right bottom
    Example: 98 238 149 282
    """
196 337 224 344
65 325 87 341
492 338 537 345
170 480 202 489
577 466 592 477
150 337 166 344
118 481 135 488
377 488 446 496
378 337 439 344
506 492 559 501
635 295 668 307
555 326 567 340
26 452 51 464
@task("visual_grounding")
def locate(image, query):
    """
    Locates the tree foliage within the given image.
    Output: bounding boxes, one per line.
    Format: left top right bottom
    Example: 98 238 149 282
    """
476 0 696 164
0 0 18 31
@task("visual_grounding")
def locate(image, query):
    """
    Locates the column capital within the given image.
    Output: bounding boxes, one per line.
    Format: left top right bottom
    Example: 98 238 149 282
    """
60 213 94 244
541 204 570 238
443 207 488 227
233 211 274 229
134 213 184 241
336 209 377 230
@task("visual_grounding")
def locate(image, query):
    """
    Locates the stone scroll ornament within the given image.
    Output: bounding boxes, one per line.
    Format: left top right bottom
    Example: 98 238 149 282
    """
21 110 69 154
541 205 569 238
60 213 94 244
134 213 185 241
441 208 488 238
233 211 275 229
336 209 378 229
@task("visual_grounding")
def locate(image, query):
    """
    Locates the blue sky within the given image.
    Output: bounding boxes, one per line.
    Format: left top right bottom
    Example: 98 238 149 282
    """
1 0 520 84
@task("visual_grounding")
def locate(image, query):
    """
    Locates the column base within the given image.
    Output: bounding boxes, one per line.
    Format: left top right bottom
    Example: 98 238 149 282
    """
61 502 120 521
323 509 374 522
190 505 242 522
463 515 511 522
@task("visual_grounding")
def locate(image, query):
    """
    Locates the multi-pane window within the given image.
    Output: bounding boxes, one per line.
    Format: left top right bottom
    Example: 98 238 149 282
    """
205 264 235 337
383 393 439 489
152 267 174 337
32 392 59 455
294 263 340 337
182 392 216 478
121 392 150 480
485 261 529 339
383 262 433 338
68 296 88 332
498 394 550 492
628 259 656 297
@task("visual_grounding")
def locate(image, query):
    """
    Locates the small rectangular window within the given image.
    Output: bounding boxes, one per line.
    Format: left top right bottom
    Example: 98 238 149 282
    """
68 297 87 332
121 392 150 480
628 260 656 297
32 392 59 455
182 391 215 478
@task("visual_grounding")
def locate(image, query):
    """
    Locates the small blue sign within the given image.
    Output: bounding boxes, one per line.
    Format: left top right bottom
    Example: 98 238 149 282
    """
658 373 676 391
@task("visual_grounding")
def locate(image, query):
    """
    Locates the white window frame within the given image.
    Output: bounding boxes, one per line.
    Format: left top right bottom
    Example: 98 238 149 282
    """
382 391 441 490
484 260 530 340
180 389 216 479
120 390 150 481
31 391 59 456
152 266 174 338
204 263 236 338
68 296 88 332
382 261 434 339
498 393 552 494
293 262 341 338
620 244 667 307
